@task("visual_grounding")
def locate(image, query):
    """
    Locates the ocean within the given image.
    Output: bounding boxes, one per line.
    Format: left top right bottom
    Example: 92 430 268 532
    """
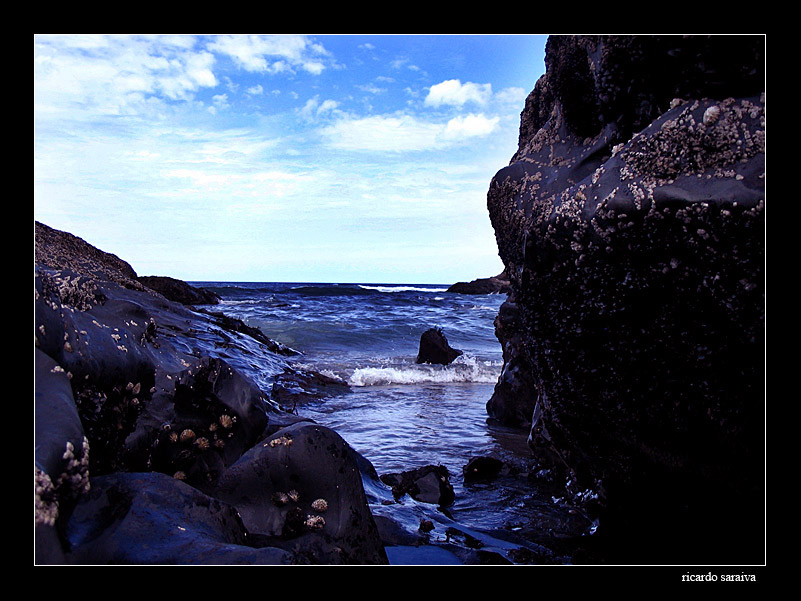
195 281 509 472
193 281 585 563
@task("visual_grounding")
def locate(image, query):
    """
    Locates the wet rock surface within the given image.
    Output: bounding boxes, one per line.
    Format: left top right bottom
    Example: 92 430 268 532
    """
486 35 765 564
34 221 388 564
137 275 221 306
380 464 456 507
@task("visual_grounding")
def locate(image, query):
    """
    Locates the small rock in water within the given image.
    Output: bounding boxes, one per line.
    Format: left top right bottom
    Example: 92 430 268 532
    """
463 456 506 483
380 464 455 507
416 327 462 365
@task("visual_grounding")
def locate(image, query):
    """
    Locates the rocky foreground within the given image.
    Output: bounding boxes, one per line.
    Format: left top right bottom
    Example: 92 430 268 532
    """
34 221 388 564
485 35 765 564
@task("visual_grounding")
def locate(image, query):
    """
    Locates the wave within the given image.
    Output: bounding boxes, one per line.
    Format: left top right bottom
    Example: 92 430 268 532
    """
289 285 374 296
358 285 450 293
347 355 501 387
285 284 451 297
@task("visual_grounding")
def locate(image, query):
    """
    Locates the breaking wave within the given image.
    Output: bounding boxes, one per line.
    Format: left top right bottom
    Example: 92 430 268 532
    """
347 355 501 387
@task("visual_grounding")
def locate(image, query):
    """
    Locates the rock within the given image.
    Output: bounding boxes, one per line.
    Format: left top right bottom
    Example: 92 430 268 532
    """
35 349 89 564
380 465 455 507
447 271 511 295
486 35 765 564
138 275 221 306
34 222 387 564
64 471 292 564
213 422 388 564
269 367 350 408
485 297 538 429
34 221 144 291
195 308 299 356
463 456 506 483
415 327 463 365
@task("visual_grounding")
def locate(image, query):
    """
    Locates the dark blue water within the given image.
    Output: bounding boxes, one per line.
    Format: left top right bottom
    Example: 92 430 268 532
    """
195 282 511 471
193 282 584 563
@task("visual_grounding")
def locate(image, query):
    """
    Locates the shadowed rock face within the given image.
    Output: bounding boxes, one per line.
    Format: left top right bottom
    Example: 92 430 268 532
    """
487 35 765 564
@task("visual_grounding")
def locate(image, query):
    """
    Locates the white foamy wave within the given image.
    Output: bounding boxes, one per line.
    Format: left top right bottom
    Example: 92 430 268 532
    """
220 298 260 306
347 355 500 387
358 285 450 293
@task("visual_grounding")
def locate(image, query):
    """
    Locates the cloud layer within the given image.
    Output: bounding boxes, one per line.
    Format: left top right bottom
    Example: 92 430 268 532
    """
34 34 545 282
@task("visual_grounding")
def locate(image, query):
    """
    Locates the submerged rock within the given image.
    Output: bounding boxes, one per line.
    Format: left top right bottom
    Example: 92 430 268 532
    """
416 327 463 365
486 35 765 564
380 464 455 507
269 367 350 408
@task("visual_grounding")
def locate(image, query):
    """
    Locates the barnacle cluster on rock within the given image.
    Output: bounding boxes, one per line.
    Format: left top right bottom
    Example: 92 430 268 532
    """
35 437 91 527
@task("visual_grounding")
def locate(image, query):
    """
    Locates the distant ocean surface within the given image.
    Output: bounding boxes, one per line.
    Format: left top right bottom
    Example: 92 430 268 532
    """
193 282 522 484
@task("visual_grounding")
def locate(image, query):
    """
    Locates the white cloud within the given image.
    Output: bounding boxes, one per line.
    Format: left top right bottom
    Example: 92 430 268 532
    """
206 34 330 75
320 114 438 152
494 86 528 105
442 113 499 139
299 96 341 121
320 112 499 152
357 83 387 95
34 34 218 117
208 93 230 114
425 79 492 108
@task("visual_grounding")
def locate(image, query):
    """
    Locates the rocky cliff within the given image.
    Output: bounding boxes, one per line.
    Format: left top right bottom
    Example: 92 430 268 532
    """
486 35 765 563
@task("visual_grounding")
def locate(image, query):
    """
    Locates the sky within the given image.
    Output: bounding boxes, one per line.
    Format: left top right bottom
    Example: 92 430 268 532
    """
34 34 548 284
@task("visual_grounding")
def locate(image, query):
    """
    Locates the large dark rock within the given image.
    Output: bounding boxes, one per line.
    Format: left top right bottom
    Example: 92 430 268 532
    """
447 271 511 295
486 35 765 564
64 472 292 564
416 327 463 365
138 275 221 306
34 222 387 564
213 422 388 564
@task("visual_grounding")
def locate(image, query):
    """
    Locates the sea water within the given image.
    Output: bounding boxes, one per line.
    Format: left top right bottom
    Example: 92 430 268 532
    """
195 282 513 474
194 282 575 560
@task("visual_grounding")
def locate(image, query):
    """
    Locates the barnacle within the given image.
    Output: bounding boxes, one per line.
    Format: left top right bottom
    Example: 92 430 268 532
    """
268 435 293 448
311 498 329 512
304 515 325 530
272 491 290 506
703 105 721 125
35 467 58 526
179 429 196 443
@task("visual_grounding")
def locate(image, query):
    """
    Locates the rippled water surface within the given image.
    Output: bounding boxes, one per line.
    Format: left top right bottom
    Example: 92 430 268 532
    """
196 282 586 561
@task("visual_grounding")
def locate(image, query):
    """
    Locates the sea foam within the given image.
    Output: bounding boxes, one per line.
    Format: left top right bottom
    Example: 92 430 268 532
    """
347 355 500 387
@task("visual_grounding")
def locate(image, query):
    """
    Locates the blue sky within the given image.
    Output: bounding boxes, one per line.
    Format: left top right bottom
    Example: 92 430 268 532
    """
34 34 548 284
